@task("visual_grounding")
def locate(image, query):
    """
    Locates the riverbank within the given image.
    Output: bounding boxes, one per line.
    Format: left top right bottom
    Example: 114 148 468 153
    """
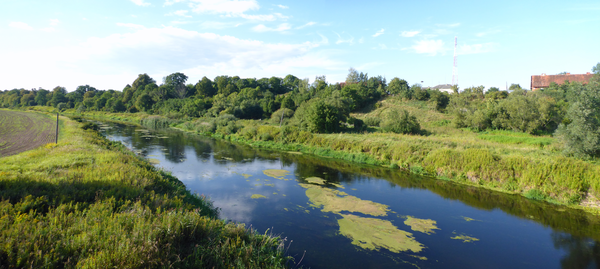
0 110 289 268
33 106 600 214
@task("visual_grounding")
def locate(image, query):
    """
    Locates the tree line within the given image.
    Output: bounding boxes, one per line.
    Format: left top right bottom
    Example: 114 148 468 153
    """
2 63 599 158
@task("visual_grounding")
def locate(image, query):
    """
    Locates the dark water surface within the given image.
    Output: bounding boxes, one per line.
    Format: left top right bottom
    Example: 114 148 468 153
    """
100 121 600 269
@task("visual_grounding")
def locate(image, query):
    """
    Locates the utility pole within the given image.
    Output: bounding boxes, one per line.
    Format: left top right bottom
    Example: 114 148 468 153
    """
452 36 458 86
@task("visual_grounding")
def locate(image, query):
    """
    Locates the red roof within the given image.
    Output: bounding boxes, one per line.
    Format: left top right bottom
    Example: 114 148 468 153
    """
531 73 594 89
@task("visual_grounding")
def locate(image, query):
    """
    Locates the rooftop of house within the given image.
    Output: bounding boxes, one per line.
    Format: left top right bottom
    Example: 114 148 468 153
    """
531 72 594 88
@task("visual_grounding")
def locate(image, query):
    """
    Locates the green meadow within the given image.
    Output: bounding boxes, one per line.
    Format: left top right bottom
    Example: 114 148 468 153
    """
0 112 289 268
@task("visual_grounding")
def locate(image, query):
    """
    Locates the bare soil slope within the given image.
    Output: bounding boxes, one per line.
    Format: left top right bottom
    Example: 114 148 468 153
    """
0 110 56 157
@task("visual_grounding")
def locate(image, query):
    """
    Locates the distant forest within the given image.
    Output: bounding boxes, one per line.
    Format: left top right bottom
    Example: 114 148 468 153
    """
2 64 600 157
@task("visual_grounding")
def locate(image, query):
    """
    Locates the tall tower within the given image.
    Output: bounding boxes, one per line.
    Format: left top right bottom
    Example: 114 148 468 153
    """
452 36 457 86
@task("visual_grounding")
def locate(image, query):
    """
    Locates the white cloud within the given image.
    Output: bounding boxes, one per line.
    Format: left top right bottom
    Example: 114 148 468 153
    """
457 42 498 55
334 32 354 45
236 13 288 21
172 10 192 17
296 21 316 29
200 21 242 29
411 39 446 56
164 0 185 6
42 27 56 32
9 22 33 30
0 26 343 90
130 0 151 6
277 4 288 9
372 28 384 37
358 37 364 44
401 30 420 37
252 23 291 32
189 0 259 14
50 19 59 26
116 22 146 29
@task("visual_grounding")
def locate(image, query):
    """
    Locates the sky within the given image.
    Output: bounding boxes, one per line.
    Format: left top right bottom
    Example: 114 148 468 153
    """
1 0 599 92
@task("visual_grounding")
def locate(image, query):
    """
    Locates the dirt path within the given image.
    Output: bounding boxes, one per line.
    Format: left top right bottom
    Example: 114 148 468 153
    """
0 110 57 157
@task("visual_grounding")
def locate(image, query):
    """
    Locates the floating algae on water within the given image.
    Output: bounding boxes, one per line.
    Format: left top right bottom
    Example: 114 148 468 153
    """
462 216 479 222
251 194 267 199
263 169 290 180
300 184 389 216
338 214 424 253
264 184 275 187
241 173 252 179
305 177 345 188
305 177 326 185
451 232 479 243
254 183 262 186
404 216 440 235
147 158 160 164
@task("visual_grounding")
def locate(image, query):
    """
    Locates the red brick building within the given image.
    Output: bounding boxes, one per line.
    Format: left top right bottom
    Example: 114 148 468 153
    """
530 72 594 91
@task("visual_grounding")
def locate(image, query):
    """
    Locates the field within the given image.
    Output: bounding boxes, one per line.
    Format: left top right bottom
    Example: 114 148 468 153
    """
0 110 57 157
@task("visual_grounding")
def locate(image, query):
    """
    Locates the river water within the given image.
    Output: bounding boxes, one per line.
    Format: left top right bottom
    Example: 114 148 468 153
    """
99 121 600 269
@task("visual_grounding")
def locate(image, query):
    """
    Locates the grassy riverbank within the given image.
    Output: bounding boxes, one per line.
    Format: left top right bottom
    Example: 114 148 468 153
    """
31 98 600 213
0 111 290 268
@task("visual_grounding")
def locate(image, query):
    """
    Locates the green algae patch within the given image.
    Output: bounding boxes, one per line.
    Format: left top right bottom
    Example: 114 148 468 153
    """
147 158 160 164
287 151 303 155
263 169 290 179
404 216 440 235
300 183 389 217
264 184 275 187
251 194 267 199
254 183 262 186
273 192 278 195
410 255 427 261
451 233 479 243
462 216 479 222
306 177 326 185
337 214 424 253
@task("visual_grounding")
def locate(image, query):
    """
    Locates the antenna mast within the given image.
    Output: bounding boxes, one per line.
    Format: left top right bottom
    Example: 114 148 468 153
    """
452 36 457 86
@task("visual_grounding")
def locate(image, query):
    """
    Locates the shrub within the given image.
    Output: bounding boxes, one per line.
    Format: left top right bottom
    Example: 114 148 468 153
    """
363 117 381 127
81 122 99 131
381 110 421 134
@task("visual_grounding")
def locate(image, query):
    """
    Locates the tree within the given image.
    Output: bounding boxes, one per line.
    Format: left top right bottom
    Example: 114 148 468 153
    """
34 89 49 106
555 77 600 158
346 67 360 84
132 74 156 91
164 72 188 99
50 86 67 107
136 92 154 112
295 98 342 133
387 77 409 95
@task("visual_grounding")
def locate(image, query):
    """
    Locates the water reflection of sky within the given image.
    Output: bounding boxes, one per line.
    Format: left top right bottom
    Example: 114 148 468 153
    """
101 122 600 269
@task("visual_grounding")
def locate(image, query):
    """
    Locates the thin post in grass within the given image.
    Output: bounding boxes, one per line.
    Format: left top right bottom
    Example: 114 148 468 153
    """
56 112 59 144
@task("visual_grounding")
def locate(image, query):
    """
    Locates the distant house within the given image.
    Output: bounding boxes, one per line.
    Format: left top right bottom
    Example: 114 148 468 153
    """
530 72 594 91
428 84 454 94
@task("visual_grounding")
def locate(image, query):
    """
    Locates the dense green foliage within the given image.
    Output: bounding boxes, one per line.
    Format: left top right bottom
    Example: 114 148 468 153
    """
0 115 289 268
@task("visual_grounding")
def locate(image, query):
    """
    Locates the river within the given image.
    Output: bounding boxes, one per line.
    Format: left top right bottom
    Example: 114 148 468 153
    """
99 121 600 269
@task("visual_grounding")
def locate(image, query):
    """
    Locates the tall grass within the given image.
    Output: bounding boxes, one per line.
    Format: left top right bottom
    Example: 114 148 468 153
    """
0 113 290 268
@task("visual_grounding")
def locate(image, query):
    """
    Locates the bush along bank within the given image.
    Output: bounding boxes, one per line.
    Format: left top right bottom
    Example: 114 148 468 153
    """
0 113 290 268
69 110 600 213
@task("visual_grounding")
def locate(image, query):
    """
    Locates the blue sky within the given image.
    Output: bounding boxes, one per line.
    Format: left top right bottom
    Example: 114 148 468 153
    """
2 0 599 92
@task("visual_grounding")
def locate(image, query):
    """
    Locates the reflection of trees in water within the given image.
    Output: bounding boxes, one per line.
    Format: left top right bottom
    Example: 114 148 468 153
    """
552 232 600 269
284 153 600 242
